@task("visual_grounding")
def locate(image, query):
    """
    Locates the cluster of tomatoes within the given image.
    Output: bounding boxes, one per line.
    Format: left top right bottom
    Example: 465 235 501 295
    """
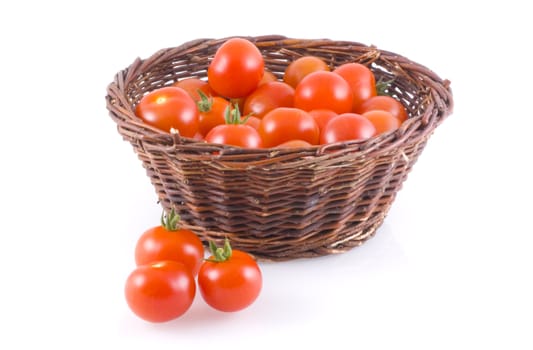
135 38 408 148
124 209 262 322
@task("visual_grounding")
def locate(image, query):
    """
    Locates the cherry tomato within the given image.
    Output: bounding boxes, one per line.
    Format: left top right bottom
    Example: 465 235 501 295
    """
283 56 330 88
276 140 312 148
259 107 320 147
173 78 217 102
243 82 295 119
135 86 199 136
259 70 278 85
135 209 204 276
320 113 376 144
294 71 353 114
208 38 264 98
205 105 263 148
244 116 261 130
125 261 195 323
308 109 338 135
362 110 401 135
197 92 230 136
334 63 376 112
198 240 262 312
358 95 409 122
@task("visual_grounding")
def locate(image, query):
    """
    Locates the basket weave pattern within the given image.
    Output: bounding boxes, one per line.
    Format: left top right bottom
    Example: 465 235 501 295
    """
106 35 453 260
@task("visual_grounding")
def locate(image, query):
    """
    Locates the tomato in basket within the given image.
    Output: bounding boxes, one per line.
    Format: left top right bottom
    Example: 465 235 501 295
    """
294 71 353 114
283 56 330 88
320 113 376 144
243 81 295 119
135 86 199 136
334 63 377 112
358 95 409 122
205 104 263 148
208 38 265 98
258 107 320 147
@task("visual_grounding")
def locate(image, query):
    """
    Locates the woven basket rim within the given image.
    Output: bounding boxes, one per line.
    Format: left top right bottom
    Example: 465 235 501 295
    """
106 35 453 158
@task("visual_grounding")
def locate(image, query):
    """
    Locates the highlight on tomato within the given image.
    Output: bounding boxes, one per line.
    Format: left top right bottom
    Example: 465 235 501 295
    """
320 113 377 144
362 110 401 135
207 38 264 98
358 95 409 122
134 208 204 276
334 63 376 112
258 107 320 147
173 78 217 102
135 86 199 136
284 56 330 88
243 81 295 119
198 239 262 312
205 104 263 148
125 260 196 323
294 71 353 114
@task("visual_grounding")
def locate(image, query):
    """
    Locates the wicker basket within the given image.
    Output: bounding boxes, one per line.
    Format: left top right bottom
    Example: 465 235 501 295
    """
106 35 453 261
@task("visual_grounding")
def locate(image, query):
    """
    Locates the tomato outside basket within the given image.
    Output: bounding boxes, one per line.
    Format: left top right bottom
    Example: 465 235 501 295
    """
106 35 453 261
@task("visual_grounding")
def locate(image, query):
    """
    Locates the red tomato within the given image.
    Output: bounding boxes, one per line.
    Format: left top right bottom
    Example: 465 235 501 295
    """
208 38 264 98
244 116 261 130
125 261 195 322
334 63 376 112
205 105 263 148
135 86 199 136
198 240 262 312
259 70 278 85
294 71 353 114
358 95 409 122
259 107 320 147
284 56 330 88
135 209 204 276
320 113 376 144
362 110 401 135
243 82 295 119
205 125 262 148
197 93 230 136
308 109 338 134
276 140 312 148
173 78 217 102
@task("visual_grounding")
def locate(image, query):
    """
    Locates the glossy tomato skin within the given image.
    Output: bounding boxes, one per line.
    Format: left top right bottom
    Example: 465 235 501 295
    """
198 250 262 312
358 95 409 122
243 82 295 119
198 96 230 136
275 139 312 148
284 56 330 88
362 110 401 135
207 38 264 98
173 78 217 102
259 70 278 86
334 63 376 112
205 124 263 149
258 107 320 147
135 226 204 276
320 113 377 144
294 71 353 114
125 261 195 323
308 109 338 138
135 86 199 136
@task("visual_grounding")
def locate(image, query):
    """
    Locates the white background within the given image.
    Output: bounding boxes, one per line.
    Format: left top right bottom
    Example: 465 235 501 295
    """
1 1 531 349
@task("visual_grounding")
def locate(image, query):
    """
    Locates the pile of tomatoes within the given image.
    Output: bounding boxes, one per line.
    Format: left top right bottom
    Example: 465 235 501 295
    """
135 38 408 149
124 209 262 322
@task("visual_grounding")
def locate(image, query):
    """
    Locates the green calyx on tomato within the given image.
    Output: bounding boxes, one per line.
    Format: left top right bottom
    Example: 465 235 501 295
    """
375 77 396 96
196 90 214 113
207 238 233 262
161 208 181 231
224 103 249 125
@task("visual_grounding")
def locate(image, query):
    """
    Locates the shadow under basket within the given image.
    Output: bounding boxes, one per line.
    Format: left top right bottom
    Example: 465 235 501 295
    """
106 35 453 261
